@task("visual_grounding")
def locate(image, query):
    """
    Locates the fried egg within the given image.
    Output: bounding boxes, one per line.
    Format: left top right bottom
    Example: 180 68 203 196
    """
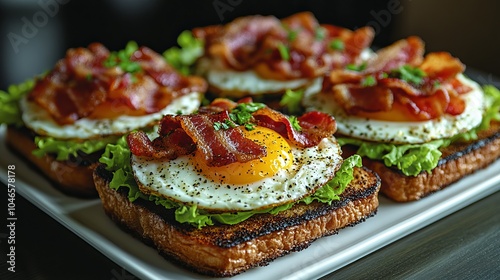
20 92 202 140
302 74 485 144
131 126 343 211
196 57 322 98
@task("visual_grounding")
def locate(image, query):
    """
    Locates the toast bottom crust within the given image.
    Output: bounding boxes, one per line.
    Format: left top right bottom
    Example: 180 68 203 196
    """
93 165 380 277
6 126 98 197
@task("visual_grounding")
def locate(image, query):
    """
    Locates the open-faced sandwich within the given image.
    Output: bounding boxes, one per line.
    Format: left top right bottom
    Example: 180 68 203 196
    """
0 42 207 197
93 98 381 276
303 36 500 201
187 11 374 102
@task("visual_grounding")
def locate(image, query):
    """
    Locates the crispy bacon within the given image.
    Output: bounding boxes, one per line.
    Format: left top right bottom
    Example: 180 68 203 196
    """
128 99 336 166
186 113 267 166
419 52 465 82
325 37 471 121
333 85 394 114
28 43 207 125
194 12 374 80
365 36 424 73
253 107 336 147
129 111 266 166
128 129 196 160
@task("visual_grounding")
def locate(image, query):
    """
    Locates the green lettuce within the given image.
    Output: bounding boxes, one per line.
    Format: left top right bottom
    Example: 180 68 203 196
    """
338 84 500 177
99 137 362 229
338 138 449 176
0 78 35 125
33 136 119 161
163 30 204 75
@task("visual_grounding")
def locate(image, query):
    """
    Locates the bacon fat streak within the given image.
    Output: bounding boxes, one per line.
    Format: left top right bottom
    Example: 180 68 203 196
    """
127 99 336 167
28 43 207 125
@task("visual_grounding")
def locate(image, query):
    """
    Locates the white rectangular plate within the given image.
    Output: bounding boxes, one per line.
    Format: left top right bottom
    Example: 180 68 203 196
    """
1 125 499 280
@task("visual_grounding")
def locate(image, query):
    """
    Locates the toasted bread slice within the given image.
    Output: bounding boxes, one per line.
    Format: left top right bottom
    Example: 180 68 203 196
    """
93 164 381 277
343 121 500 202
6 125 99 197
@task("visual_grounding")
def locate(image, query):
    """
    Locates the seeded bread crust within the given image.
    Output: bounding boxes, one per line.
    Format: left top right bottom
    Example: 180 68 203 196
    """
6 125 99 197
344 121 500 202
93 164 381 277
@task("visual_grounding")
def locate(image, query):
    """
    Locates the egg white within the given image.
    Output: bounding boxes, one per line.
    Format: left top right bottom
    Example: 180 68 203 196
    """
131 136 343 211
20 91 202 140
303 74 485 144
196 57 321 97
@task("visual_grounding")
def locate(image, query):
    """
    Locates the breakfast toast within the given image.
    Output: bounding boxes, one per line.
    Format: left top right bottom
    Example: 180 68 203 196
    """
93 164 380 277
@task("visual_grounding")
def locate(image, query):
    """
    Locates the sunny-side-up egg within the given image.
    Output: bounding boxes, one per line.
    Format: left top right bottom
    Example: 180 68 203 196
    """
302 74 485 144
196 57 322 98
19 92 202 139
131 125 343 211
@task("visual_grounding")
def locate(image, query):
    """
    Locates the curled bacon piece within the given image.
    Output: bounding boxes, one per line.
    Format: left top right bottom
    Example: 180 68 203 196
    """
365 36 424 73
253 108 336 147
326 37 471 121
194 12 374 80
28 43 207 125
128 99 336 166
128 111 266 167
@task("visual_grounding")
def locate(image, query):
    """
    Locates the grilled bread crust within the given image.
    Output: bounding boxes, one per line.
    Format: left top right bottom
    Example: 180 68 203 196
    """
6 125 99 197
93 164 381 277
344 121 500 202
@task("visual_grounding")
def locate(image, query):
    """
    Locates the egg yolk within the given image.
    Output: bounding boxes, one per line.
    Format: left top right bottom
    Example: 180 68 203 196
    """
195 126 294 185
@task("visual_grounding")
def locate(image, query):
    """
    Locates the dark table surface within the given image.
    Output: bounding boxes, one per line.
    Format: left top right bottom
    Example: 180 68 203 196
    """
1 184 499 280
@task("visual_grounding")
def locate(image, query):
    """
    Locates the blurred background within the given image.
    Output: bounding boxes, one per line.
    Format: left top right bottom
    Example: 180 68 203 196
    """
0 0 499 90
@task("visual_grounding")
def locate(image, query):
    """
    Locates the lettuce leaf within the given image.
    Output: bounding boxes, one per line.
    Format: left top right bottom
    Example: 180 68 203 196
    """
163 30 204 75
338 84 500 177
0 78 35 125
100 136 146 202
99 137 362 228
33 136 119 161
338 138 449 176
300 154 362 204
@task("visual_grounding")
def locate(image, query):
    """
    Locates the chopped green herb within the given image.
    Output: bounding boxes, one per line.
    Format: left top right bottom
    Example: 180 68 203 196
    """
213 119 236 131
244 123 256 131
229 102 266 130
329 38 344 51
287 29 298 41
213 122 224 131
315 27 327 41
280 88 304 114
391 65 426 85
288 116 302 132
361 75 377 87
277 43 290 61
346 62 367 72
103 41 142 75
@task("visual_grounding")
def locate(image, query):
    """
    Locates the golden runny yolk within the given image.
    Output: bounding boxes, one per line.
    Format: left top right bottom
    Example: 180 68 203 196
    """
194 126 294 185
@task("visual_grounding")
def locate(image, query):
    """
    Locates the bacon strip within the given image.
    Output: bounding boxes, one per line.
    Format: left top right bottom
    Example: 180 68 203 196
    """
194 12 374 80
326 37 471 121
253 108 336 147
129 111 266 167
129 98 336 166
28 43 207 125
183 113 266 166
